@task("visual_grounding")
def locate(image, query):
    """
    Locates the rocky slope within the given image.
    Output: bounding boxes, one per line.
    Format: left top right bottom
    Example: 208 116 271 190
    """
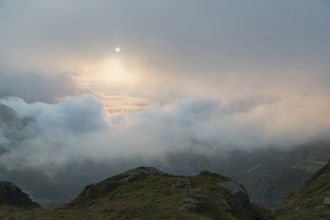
276 160 330 220
157 140 330 207
66 166 266 220
0 181 39 207
0 167 269 220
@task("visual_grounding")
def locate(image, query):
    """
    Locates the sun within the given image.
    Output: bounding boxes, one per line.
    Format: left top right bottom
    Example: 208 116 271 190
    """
72 48 142 92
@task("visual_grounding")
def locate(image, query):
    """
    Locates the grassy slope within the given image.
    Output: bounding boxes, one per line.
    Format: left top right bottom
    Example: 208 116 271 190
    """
0 170 268 220
276 161 330 220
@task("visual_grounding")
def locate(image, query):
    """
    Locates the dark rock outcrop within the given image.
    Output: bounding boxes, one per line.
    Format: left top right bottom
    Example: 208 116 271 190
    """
79 166 164 197
123 166 164 176
174 178 192 188
220 180 250 206
0 181 39 208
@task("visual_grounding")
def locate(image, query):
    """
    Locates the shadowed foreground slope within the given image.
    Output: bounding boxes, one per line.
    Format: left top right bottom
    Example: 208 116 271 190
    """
276 160 330 220
0 166 269 220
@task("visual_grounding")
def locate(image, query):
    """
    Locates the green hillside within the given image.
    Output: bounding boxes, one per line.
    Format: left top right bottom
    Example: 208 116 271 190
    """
276 160 330 220
0 167 269 220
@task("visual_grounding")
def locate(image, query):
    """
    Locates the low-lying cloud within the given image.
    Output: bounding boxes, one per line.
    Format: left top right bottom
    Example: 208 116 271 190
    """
0 94 108 134
0 0 329 183
0 103 35 150
0 93 329 172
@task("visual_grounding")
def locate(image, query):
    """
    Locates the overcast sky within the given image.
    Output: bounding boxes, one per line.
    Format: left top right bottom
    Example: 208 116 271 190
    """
0 0 330 168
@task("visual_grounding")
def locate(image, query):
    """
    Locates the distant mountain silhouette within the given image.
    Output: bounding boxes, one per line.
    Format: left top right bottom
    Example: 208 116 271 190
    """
0 181 39 208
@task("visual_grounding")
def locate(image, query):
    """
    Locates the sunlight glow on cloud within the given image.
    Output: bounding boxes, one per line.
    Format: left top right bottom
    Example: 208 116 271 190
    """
0 95 109 133
0 0 329 169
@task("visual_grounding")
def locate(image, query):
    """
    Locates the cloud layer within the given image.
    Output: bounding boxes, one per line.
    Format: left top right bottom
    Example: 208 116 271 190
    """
0 93 329 172
0 1 329 173
0 94 108 133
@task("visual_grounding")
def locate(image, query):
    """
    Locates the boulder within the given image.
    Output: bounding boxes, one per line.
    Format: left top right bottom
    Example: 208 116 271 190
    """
123 166 163 176
181 195 208 212
323 197 330 206
220 181 250 206
174 178 192 188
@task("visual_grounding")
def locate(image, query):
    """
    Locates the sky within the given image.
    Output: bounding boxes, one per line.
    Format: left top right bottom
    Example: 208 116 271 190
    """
0 0 330 169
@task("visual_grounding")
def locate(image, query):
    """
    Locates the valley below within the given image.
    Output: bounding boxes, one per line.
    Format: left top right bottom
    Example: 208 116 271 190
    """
1 140 329 220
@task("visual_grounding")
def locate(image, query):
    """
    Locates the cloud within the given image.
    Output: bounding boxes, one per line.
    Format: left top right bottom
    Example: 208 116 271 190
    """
0 94 109 134
0 1 329 122
0 92 329 174
0 94 110 169
100 94 152 113
0 103 35 152
0 72 76 103
0 1 329 175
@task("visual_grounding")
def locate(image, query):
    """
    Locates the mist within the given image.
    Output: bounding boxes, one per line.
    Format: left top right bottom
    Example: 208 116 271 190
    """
0 0 329 206
0 72 76 103
0 93 329 173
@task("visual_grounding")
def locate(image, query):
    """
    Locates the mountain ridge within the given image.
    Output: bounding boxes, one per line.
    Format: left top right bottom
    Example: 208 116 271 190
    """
0 166 270 220
0 181 39 208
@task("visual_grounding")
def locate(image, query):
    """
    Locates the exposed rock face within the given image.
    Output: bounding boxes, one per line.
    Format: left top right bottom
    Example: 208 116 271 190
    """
123 166 163 176
79 166 164 197
181 194 209 212
220 181 250 206
0 181 39 208
323 197 330 206
174 178 192 188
